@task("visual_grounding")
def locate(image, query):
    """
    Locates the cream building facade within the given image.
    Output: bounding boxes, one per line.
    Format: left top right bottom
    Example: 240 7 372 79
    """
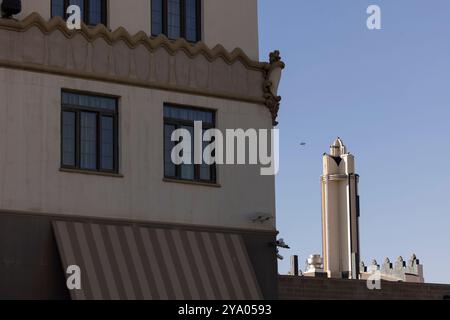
18 0 260 60
0 0 284 300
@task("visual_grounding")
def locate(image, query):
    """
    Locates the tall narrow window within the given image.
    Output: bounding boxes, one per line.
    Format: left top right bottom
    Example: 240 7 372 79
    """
100 116 115 171
70 0 85 18
167 0 181 39
88 0 104 26
185 0 198 42
80 112 97 170
164 104 216 184
61 91 119 173
152 0 201 42
151 0 163 36
51 0 65 18
62 111 76 166
51 0 107 26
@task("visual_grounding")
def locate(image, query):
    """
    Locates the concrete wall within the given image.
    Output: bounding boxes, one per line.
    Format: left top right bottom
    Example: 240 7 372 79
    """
279 276 450 300
16 0 260 60
0 67 275 231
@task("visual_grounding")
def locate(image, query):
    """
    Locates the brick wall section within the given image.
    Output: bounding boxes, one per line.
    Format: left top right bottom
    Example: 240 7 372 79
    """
279 276 450 300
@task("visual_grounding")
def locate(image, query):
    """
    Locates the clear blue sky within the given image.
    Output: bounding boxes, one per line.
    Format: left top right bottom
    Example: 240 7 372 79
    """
259 0 450 284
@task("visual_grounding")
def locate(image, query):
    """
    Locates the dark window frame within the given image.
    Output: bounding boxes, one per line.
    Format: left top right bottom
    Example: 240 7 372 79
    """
152 0 202 42
61 90 119 174
163 103 217 184
51 0 108 27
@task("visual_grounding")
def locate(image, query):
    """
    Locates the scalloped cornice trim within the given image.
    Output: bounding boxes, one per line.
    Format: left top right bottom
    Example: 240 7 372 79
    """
0 13 285 125
0 13 268 71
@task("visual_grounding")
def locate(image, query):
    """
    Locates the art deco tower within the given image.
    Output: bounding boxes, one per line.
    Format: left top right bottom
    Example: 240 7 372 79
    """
321 138 361 279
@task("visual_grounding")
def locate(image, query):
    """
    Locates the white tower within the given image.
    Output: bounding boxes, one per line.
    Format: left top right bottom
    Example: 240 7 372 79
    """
321 138 361 279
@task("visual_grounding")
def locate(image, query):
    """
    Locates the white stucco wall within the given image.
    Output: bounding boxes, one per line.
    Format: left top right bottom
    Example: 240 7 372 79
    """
17 0 259 60
0 67 275 231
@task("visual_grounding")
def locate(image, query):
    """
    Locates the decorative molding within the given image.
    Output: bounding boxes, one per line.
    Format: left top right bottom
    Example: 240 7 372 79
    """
263 50 286 126
321 174 358 182
0 58 266 105
361 254 424 283
0 13 285 124
0 13 265 69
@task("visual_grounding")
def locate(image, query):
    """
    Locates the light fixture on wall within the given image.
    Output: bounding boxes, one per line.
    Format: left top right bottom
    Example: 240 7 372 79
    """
1 0 22 18
275 238 290 260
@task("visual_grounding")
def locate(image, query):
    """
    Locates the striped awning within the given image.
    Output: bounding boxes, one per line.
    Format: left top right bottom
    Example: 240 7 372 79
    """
52 221 262 300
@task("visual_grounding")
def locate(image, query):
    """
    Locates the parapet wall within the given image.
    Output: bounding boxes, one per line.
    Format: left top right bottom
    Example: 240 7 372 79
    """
279 276 450 300
360 255 424 283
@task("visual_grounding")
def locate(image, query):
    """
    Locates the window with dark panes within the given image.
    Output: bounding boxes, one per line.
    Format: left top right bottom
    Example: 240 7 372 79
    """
164 104 216 183
167 0 181 39
51 0 107 26
61 91 118 173
152 0 201 42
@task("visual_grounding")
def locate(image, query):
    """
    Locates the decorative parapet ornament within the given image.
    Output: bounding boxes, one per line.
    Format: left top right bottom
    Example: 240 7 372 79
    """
303 254 327 278
263 50 285 126
360 254 425 283
0 13 284 125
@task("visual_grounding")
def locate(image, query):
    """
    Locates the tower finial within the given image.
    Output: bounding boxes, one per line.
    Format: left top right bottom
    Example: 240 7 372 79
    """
330 137 347 156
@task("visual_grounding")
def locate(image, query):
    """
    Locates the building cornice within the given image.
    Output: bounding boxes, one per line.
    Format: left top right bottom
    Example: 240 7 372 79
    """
0 13 265 69
0 13 285 125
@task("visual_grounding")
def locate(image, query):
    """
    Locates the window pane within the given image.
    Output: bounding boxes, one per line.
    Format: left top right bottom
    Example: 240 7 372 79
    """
200 130 211 181
61 91 118 173
164 104 215 182
51 0 65 18
101 116 114 170
62 92 79 106
199 165 211 181
62 92 117 112
62 111 76 166
70 0 85 21
164 105 214 125
167 0 181 39
180 126 194 180
152 0 163 36
89 0 103 25
80 112 97 170
185 0 198 42
164 124 176 177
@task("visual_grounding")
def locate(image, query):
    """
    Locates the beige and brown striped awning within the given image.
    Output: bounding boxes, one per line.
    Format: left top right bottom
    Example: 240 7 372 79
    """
52 221 262 300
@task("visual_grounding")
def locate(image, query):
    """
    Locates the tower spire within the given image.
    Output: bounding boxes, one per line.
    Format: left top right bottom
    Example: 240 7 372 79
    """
330 137 347 157
321 138 361 279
